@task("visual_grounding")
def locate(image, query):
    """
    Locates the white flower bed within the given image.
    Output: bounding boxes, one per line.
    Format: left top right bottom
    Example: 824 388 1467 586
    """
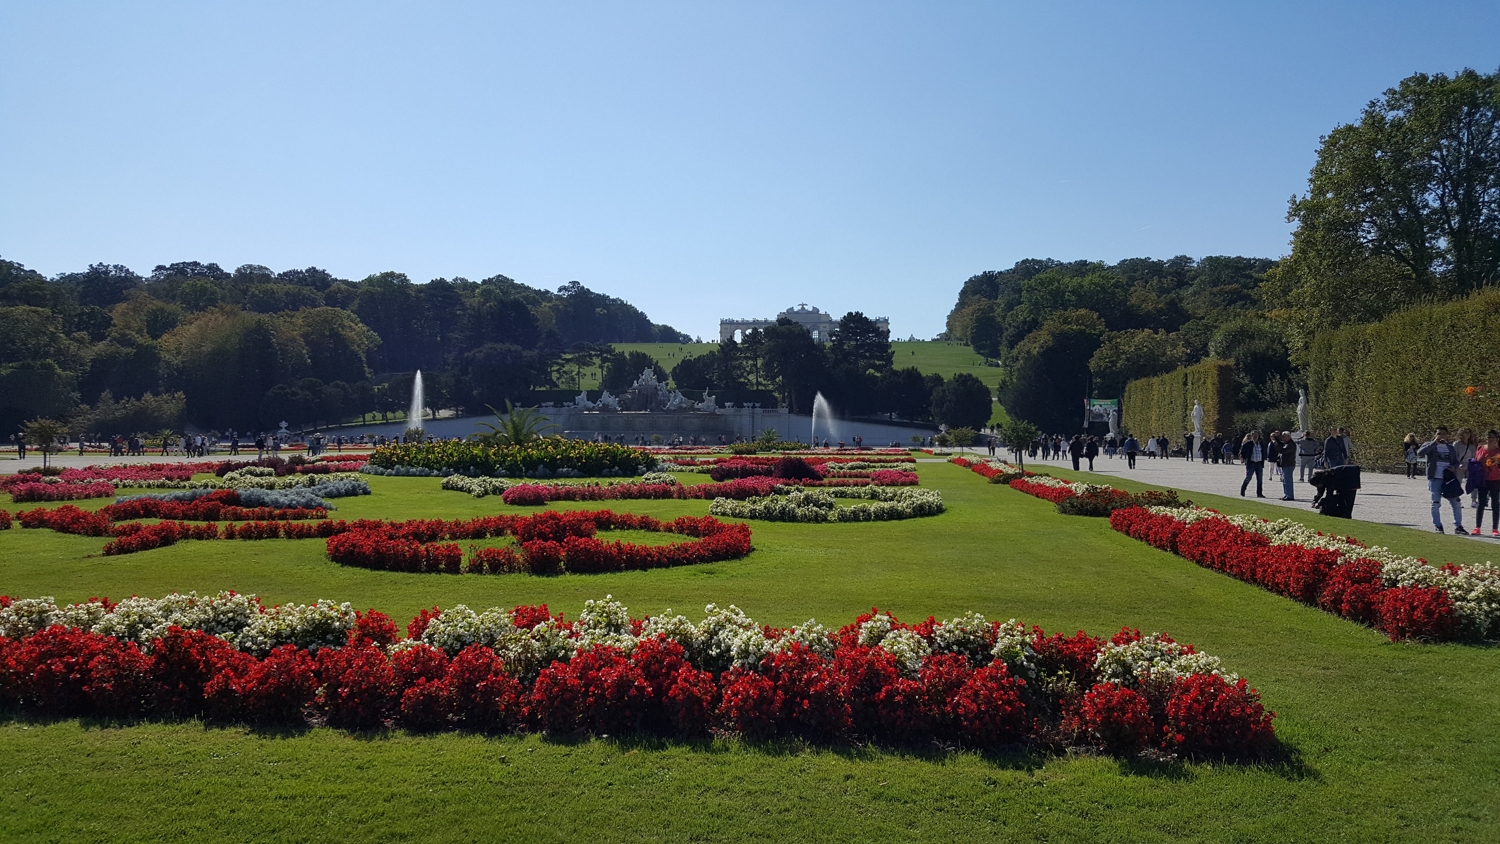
441 475 519 497
708 488 944 522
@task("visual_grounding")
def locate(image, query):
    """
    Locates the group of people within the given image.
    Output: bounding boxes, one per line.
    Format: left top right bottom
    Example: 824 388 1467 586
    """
1403 426 1500 536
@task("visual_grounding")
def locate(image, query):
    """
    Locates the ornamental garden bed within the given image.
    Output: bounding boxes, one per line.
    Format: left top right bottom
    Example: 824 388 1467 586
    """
0 593 1274 760
2 506 754 573
1110 505 1500 642
708 487 944 522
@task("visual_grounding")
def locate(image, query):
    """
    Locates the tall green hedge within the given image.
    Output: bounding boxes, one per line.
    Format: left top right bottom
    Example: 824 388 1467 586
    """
1122 360 1235 440
1308 288 1500 470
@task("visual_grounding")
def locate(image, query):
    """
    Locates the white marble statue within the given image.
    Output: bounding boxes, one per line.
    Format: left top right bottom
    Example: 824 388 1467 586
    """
696 394 718 413
596 390 621 411
1297 389 1309 434
572 391 593 409
1108 407 1120 439
1191 401 1204 441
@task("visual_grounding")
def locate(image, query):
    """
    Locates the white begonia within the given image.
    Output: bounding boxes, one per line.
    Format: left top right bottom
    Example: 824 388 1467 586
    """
695 603 773 671
236 599 355 655
441 475 517 498
639 609 703 658
990 619 1039 680
173 591 261 637
0 597 61 638
709 487 943 522
1094 634 1236 690
91 596 174 644
775 619 835 658
640 471 678 486
879 627 932 676
575 595 638 652
53 600 112 632
419 605 515 655
857 614 895 647
933 612 995 664
493 618 575 677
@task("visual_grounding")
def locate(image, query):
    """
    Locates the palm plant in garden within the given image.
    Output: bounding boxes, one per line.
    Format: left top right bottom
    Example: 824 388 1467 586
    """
471 402 559 446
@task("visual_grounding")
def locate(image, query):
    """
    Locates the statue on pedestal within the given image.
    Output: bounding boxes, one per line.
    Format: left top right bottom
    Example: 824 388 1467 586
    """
1191 401 1204 441
596 391 621 411
1297 389 1309 434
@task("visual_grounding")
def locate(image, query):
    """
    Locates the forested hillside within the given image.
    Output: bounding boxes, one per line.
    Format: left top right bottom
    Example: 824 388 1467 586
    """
0 259 689 434
943 256 1289 432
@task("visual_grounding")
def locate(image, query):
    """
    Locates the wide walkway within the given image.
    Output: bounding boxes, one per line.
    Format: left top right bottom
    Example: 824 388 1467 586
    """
956 448 1499 541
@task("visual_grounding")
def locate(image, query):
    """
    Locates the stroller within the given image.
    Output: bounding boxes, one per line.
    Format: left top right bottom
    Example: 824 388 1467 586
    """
1309 465 1360 518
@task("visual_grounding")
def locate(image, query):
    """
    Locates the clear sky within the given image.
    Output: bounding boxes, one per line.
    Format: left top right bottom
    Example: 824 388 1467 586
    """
3 2 1497 340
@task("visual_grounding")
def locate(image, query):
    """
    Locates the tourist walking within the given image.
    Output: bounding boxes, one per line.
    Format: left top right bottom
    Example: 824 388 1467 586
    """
1221 437 1235 466
1239 431 1265 497
1403 434 1421 479
1124 434 1139 469
1068 435 1083 471
1297 431 1321 481
1417 426 1466 534
1084 436 1099 470
1454 428 1479 509
1277 432 1298 500
1323 428 1348 468
1184 431 1195 461
1472 430 1500 536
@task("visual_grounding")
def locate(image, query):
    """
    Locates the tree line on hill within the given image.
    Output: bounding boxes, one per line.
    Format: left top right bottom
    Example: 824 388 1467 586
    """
947 67 1499 437
607 313 994 432
0 259 690 436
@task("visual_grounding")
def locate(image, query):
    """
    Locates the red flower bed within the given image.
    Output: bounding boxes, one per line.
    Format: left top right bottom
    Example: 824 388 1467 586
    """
0 598 1274 759
323 509 753 575
1109 506 1460 642
0 510 11 530
1009 477 1076 503
17 505 113 536
7 481 117 502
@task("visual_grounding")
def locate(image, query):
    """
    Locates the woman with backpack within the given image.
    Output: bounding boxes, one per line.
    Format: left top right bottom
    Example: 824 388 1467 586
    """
1403 433 1421 479
1417 426 1467 534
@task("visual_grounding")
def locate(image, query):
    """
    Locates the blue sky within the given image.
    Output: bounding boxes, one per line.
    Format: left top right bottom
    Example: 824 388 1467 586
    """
3 2 1497 339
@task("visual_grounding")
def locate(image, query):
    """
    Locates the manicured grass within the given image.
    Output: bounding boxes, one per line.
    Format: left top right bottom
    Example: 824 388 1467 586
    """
2 465 1497 842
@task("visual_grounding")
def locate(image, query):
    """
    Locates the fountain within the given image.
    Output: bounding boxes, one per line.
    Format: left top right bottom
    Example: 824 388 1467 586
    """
408 370 426 433
811 391 836 445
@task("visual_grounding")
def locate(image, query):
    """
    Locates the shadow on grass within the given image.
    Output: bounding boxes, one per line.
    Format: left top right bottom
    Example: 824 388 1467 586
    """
0 711 1321 780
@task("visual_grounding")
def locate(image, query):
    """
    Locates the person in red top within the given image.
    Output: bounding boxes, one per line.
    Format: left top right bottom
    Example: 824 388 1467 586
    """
1473 429 1500 537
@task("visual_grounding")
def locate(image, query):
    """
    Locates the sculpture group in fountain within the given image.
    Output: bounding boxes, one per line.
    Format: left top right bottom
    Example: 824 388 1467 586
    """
569 368 720 413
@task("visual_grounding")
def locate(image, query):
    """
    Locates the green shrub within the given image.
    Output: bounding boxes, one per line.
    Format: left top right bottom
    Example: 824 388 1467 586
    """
1309 288 1500 470
368 438 656 477
1122 360 1235 439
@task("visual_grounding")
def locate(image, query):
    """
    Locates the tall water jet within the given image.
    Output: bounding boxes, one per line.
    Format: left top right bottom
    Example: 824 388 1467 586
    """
810 391 835 445
408 370 426 433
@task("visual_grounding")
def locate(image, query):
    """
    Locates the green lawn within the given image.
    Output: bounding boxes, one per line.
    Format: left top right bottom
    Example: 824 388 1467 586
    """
2 464 1496 842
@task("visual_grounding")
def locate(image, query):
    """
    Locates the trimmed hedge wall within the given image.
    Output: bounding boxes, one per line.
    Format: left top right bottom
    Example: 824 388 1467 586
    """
1308 289 1500 470
1122 360 1236 440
